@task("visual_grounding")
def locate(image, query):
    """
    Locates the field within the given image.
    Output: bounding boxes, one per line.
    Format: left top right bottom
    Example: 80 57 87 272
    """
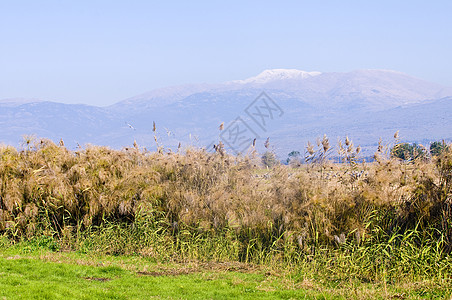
0 136 452 299
0 243 449 299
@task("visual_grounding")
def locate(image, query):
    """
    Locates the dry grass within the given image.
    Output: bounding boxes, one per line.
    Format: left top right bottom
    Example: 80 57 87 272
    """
0 136 451 277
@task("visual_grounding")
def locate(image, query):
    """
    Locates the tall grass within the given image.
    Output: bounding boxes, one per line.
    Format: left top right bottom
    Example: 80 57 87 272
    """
0 136 451 282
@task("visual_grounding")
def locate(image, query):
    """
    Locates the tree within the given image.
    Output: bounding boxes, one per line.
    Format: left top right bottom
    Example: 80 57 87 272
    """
430 141 449 157
286 150 301 166
261 151 279 168
391 143 426 161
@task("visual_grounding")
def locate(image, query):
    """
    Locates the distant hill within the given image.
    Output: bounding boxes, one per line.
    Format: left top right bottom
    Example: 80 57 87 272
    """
1 69 451 158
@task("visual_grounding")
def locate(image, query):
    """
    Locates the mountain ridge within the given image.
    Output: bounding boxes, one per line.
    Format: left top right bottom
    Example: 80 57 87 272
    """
1 69 451 157
110 69 452 112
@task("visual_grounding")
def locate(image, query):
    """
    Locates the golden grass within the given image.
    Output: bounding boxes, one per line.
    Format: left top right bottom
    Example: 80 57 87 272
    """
0 136 451 260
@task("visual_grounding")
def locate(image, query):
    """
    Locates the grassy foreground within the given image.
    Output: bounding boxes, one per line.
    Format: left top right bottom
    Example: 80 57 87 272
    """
0 242 450 299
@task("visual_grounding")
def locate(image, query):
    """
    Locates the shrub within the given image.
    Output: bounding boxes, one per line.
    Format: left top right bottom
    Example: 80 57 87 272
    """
430 140 449 157
391 143 426 161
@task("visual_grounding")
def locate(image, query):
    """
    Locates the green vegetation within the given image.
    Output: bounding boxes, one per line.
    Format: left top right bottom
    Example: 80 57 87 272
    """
286 150 301 166
0 244 450 299
390 142 426 161
430 140 450 157
1 136 452 298
390 140 450 161
0 250 287 299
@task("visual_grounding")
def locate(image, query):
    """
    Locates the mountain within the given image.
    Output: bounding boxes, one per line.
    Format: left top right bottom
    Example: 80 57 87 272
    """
0 101 118 147
1 69 451 157
231 69 322 84
0 98 44 107
112 69 452 111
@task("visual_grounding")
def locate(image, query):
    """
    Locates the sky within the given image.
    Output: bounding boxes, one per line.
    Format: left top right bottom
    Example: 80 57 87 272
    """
1 0 452 106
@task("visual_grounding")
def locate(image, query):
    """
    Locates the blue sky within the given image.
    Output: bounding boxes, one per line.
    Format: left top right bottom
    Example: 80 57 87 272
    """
1 1 451 106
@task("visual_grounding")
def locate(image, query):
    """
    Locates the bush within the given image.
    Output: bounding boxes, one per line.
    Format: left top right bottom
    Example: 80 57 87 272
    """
261 151 279 168
430 140 449 157
391 143 426 161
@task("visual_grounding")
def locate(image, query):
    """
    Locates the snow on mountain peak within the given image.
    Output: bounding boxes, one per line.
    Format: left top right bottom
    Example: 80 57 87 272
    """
233 69 322 84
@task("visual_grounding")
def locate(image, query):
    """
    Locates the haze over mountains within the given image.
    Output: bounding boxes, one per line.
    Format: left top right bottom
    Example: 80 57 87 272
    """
1 69 451 157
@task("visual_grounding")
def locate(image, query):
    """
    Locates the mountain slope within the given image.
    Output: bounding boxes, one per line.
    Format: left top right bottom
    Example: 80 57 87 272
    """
0 101 117 147
1 69 451 156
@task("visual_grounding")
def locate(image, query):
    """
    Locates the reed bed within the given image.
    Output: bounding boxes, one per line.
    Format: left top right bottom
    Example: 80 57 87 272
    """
0 136 451 283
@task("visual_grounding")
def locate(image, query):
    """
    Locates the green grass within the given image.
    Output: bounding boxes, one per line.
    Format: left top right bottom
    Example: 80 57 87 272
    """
0 245 451 299
0 253 302 299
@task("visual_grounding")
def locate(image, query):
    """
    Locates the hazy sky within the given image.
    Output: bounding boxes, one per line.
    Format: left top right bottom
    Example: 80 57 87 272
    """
1 1 451 106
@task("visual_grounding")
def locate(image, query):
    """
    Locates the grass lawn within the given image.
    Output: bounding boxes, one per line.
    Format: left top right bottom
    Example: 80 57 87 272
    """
0 245 451 299
0 252 307 299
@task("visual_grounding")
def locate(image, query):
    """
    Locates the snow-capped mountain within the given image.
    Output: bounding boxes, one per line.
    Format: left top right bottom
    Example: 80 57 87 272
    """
111 69 452 113
230 69 322 84
1 69 451 157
